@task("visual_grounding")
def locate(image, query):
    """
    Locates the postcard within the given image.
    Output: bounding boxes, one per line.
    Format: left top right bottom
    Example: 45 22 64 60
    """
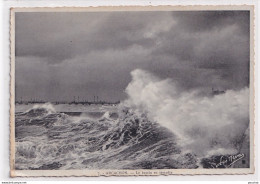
10 6 255 176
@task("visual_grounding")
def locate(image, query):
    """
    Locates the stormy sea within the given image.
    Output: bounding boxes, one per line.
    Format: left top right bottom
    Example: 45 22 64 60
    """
15 69 250 170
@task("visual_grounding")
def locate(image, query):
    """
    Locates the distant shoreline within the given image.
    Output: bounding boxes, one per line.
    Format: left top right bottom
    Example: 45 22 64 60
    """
15 101 120 105
15 103 119 113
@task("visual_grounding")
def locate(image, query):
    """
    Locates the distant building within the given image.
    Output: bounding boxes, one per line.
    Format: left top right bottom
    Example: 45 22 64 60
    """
212 88 225 95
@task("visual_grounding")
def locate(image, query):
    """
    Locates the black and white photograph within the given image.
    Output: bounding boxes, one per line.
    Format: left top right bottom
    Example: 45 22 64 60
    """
10 6 254 176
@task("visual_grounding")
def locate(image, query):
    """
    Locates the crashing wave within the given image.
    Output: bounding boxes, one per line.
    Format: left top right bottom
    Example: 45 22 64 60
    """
14 69 249 170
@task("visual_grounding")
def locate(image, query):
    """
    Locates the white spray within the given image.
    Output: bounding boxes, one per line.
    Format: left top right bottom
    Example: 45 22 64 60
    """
123 69 249 157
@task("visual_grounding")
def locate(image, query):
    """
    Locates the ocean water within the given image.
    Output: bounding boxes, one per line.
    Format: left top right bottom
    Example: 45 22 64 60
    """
15 103 199 170
15 102 249 170
14 69 250 170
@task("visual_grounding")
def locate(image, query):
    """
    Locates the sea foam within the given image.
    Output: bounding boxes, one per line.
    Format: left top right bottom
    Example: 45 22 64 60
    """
123 69 249 158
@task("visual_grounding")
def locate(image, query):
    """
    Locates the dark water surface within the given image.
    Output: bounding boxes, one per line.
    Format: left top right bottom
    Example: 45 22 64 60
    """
15 105 198 170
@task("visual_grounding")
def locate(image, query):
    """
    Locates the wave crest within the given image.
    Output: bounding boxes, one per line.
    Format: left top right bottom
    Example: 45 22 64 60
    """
123 69 249 158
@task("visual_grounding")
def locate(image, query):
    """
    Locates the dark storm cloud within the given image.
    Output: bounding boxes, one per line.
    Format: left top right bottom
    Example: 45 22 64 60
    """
171 11 249 33
15 12 158 63
15 11 250 101
152 11 249 90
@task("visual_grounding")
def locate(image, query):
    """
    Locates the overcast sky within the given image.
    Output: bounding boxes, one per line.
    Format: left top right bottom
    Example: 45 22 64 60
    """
15 11 250 102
